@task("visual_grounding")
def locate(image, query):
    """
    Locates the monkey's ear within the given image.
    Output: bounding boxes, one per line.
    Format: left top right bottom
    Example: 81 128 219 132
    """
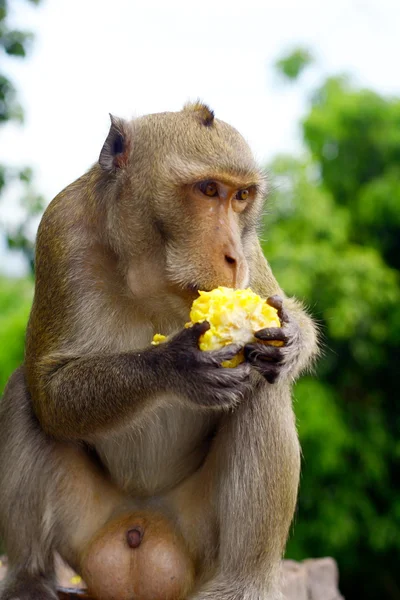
99 115 130 171
183 101 215 127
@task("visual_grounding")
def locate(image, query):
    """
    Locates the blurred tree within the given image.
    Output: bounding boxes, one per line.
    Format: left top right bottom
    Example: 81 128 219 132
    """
275 46 314 81
0 276 32 393
264 77 400 599
0 0 44 274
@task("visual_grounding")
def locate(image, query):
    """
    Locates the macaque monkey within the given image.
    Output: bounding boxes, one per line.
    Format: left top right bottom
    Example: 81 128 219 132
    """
0 102 318 600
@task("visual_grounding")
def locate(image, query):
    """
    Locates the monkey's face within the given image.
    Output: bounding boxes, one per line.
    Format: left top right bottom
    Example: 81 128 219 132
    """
99 103 266 297
163 177 260 293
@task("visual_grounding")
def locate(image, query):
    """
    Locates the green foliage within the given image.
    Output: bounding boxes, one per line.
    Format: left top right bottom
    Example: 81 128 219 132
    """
5 166 46 272
264 78 400 599
275 47 314 81
0 277 33 394
0 73 22 123
0 0 43 274
303 76 400 268
0 26 33 57
0 0 35 123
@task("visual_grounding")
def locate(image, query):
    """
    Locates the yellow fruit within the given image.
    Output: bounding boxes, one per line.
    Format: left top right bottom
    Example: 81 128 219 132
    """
151 333 167 345
152 287 282 367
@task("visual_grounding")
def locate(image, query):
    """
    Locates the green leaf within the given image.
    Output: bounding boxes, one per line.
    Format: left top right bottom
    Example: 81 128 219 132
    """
275 47 314 81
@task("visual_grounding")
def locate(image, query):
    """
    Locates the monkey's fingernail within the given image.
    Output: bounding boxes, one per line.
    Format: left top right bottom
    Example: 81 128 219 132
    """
126 526 144 548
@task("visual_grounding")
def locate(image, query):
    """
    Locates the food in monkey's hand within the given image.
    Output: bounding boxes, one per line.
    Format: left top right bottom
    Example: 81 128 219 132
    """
152 286 282 367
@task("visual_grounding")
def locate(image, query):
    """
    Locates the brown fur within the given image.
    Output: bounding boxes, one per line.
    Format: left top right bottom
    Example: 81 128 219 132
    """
81 512 194 600
0 103 318 600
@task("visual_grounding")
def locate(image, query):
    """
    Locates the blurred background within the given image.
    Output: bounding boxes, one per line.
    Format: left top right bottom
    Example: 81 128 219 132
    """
1 0 399 598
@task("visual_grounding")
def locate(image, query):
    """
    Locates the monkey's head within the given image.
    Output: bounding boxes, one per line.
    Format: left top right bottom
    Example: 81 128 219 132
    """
97 102 266 297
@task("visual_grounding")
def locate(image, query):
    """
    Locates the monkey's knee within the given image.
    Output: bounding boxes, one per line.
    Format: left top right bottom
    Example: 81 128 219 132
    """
80 511 194 600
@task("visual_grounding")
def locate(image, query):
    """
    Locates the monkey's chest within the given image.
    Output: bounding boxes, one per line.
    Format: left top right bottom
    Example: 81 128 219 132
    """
94 400 218 497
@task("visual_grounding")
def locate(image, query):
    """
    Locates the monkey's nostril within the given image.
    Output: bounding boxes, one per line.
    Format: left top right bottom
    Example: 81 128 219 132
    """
225 255 236 266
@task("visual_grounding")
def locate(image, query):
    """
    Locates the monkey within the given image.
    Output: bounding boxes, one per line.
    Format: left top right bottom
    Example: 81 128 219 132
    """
0 102 318 600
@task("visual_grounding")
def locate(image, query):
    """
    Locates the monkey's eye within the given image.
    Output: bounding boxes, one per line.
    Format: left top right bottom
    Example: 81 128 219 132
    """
236 189 249 201
199 181 218 197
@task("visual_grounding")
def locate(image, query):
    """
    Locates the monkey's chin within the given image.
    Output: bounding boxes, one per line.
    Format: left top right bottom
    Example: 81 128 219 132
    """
166 282 200 304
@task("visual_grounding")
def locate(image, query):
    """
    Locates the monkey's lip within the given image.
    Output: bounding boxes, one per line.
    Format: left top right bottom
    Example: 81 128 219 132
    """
186 283 243 293
168 282 201 301
185 283 242 294
186 283 201 294
185 283 217 294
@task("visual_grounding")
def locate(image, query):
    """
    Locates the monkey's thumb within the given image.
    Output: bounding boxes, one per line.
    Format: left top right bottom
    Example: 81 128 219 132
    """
187 321 210 343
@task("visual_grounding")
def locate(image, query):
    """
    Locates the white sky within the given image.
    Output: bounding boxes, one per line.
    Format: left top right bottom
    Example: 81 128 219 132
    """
1 0 400 274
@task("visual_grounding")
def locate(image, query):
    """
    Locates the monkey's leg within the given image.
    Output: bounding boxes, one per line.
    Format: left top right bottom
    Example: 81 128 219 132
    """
0 368 124 600
0 369 194 600
171 379 300 600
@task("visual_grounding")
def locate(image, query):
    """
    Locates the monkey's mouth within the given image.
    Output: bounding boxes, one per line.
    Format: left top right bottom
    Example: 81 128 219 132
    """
185 282 217 294
176 279 220 296
169 281 201 300
186 282 201 294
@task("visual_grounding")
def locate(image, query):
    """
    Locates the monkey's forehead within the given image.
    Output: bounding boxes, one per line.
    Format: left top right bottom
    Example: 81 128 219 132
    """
129 110 262 183
133 110 250 148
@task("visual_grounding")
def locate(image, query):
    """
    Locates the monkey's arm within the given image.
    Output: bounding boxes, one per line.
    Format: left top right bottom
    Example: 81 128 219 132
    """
33 325 250 440
35 350 165 439
248 240 319 382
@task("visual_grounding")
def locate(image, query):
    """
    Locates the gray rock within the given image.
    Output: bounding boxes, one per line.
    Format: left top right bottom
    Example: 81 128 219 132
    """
282 557 344 600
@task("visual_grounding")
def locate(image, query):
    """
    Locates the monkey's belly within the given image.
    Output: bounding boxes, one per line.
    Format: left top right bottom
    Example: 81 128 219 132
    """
94 400 218 496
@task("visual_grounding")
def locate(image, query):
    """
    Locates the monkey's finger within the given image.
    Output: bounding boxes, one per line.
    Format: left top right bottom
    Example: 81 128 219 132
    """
266 295 283 310
264 370 279 384
205 344 244 365
183 322 210 345
202 363 251 387
250 361 280 383
254 327 288 343
244 344 283 363
266 295 290 324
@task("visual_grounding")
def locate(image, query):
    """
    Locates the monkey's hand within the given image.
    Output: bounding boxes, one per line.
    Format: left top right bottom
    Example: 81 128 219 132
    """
160 322 251 409
244 295 310 384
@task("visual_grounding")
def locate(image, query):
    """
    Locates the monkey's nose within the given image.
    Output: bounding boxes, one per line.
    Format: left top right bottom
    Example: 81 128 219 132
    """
225 254 237 267
224 253 240 287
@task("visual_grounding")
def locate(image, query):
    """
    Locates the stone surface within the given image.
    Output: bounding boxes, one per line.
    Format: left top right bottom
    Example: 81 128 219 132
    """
0 555 344 599
282 557 345 600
